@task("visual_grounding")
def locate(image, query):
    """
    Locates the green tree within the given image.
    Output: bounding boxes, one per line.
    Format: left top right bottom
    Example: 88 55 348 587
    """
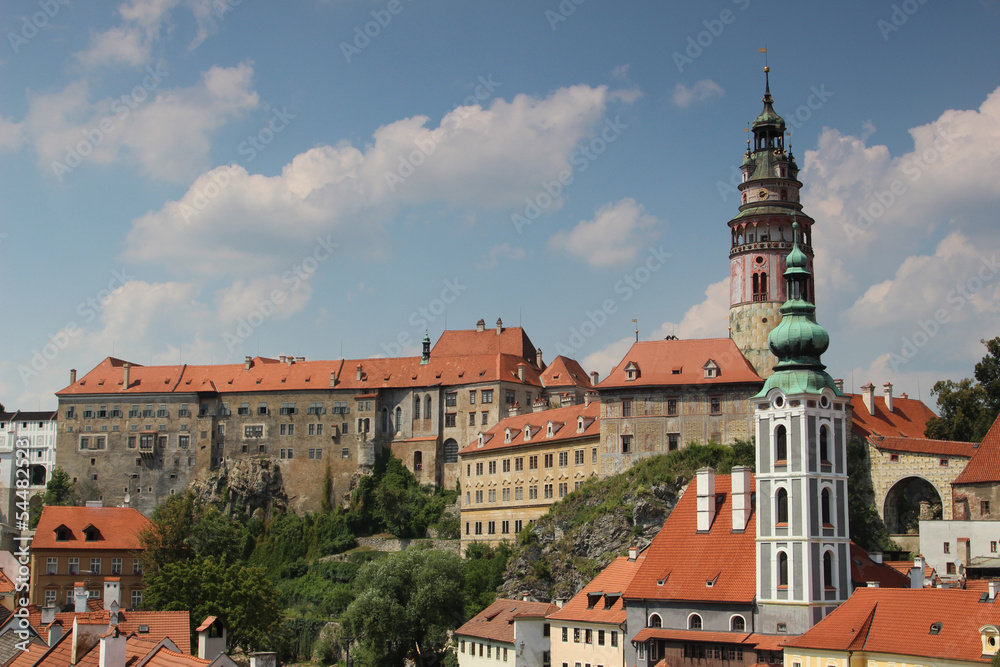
189 505 253 563
925 337 1000 442
29 467 79 528
138 492 196 571
342 549 465 666
463 542 513 617
143 555 281 652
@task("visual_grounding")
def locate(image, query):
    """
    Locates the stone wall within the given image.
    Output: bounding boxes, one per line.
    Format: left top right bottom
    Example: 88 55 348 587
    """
868 441 970 526
354 536 460 553
730 301 782 379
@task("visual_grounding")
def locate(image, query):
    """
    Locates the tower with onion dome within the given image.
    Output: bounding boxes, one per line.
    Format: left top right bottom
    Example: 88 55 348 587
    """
729 67 816 379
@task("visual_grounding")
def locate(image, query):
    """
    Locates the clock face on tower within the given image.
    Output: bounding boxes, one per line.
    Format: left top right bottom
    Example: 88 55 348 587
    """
758 188 769 201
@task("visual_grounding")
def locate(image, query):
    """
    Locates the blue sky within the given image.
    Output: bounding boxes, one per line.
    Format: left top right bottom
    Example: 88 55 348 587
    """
2 0 1000 411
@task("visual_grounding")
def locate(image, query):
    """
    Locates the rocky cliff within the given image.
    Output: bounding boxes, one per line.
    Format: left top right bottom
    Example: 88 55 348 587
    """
190 458 289 519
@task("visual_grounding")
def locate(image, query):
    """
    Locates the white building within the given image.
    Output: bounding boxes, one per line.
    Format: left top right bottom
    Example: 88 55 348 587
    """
456 598 556 667
0 410 58 540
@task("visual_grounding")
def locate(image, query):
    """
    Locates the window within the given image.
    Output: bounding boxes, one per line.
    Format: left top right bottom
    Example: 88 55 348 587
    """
44 589 57 605
488 489 496 502
946 562 956 575
469 412 476 426
515 487 523 500
943 542 950 554
529 486 538 499
573 628 581 643
244 425 264 438
131 590 143 608
559 452 568 466
502 488 510 502
597 629 605 646
110 558 122 575
558 482 567 497
445 413 456 428
689 614 702 630
46 557 57 575
648 613 662 628
469 390 476 404
775 424 787 462
501 520 509 533
90 558 102 574
542 453 551 468
666 397 678 416
413 396 420 419
940 458 949 467
610 631 618 647
668 433 679 451
544 484 553 499
488 521 495 534
475 522 482 535
445 392 457 407
309 424 315 435
502 458 511 473
505 391 516 405
778 551 789 587
890 453 900 462
489 460 497 474
133 558 142 574
529 455 538 470
574 449 584 465
592 448 597 464
68 557 79 575
178 435 190 449
475 490 483 503
482 390 493 404
992 541 997 553
982 501 991 515
776 487 789 525
621 435 631 454
710 396 722 415
823 551 834 588
622 399 632 417
821 487 832 525
476 462 484 476
514 519 523 533
732 615 746 632
585 629 592 644
280 402 297 415
257 403 268 415
819 425 830 462
562 627 568 642
482 411 488 425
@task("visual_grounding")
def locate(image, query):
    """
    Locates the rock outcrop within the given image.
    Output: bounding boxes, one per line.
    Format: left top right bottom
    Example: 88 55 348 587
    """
190 458 288 518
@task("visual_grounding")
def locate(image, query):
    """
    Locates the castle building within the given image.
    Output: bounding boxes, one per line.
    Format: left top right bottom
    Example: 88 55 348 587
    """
729 66 816 379
0 411 58 548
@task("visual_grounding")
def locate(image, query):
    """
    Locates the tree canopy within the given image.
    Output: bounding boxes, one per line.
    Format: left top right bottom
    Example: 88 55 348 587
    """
925 337 1000 442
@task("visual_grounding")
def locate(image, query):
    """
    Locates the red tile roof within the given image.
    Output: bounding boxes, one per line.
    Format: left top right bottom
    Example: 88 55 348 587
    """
432 326 538 362
744 634 793 651
625 475 758 604
848 393 937 439
32 506 150 551
22 608 191 656
547 554 647 624
540 356 593 389
0 570 13 594
455 599 557 643
849 544 911 588
867 435 977 458
598 339 762 389
139 646 211 667
883 560 933 580
954 413 1000 484
633 628 750 644
57 348 544 397
784 587 1000 663
457 401 599 455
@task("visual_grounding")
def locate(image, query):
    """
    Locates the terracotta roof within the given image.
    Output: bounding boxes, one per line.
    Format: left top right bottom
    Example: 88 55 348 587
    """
74 635 165 667
455 599 556 643
431 326 538 362
195 617 218 633
633 628 750 644
848 393 937 439
625 475 758 604
140 646 211 667
540 356 593 389
598 339 762 389
784 587 1000 663
883 560 933 580
868 434 976 458
744 634 793 651
457 401 599 455
954 413 1000 484
57 348 544 397
0 570 13 594
548 554 647 624
32 506 150 551
849 544 912 588
22 608 191 656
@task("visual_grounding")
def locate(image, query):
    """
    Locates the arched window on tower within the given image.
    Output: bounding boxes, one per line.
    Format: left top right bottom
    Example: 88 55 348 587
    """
753 272 768 302
648 614 662 628
776 487 789 526
823 551 834 589
775 425 787 463
778 551 789 587
821 488 832 526
425 395 432 418
781 188 788 200
414 450 422 471
819 425 830 463
395 407 402 433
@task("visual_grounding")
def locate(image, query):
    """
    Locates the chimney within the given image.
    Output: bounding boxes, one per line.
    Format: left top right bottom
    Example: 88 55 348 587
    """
249 653 278 667
99 626 126 667
74 582 88 613
279 355 286 363
861 383 875 415
914 554 925 572
696 467 716 532
990 580 999 600
883 382 894 413
122 363 130 388
496 317 503 334
731 466 752 531
197 617 227 660
508 402 522 418
834 378 844 393
521 593 533 602
866 581 880 588
356 364 363 381
244 356 252 371
329 372 336 388
590 371 599 386
295 356 305 362
910 561 924 589
517 364 526 382
900 392 909 399
553 598 565 609
584 390 598 407
959 537 971 567
536 347 544 370
103 578 120 611
868 551 883 564
532 398 547 413
48 621 63 646
70 369 77 384
628 546 638 561
476 318 485 333
41 606 57 626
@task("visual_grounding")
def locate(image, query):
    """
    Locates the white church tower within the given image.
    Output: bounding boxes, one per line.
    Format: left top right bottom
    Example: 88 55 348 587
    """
754 222 852 635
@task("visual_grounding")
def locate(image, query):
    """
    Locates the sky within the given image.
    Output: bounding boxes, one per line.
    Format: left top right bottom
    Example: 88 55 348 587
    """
2 0 999 412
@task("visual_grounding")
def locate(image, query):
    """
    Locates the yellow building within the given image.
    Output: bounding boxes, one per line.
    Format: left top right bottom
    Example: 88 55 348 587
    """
458 401 600 551
783 587 1000 667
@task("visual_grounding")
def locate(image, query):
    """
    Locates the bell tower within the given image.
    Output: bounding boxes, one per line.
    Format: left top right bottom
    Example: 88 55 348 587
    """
729 67 816 378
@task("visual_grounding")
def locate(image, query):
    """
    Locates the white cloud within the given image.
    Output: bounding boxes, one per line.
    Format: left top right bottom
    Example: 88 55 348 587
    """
25 63 258 182
611 64 630 80
75 0 181 68
125 84 630 276
583 336 634 381
475 243 527 270
672 79 724 108
0 116 25 152
548 198 661 268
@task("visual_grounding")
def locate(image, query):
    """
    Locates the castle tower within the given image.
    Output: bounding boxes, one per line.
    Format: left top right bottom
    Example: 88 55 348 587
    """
754 223 850 635
730 67 816 378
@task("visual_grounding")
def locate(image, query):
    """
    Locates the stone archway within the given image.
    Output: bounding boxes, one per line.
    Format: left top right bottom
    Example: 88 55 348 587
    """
883 476 942 535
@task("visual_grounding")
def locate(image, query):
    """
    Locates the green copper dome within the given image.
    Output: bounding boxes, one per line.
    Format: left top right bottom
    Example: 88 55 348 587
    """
755 223 842 398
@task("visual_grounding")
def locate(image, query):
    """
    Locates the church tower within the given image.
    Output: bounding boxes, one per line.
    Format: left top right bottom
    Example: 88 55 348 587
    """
753 223 850 635
729 67 816 378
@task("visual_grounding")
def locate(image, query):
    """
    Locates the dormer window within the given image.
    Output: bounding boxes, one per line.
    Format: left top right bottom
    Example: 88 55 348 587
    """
703 360 719 379
478 434 485 448
547 422 554 437
586 592 603 609
577 416 585 433
624 362 639 381
980 625 999 655
929 622 942 635
54 525 72 541
524 425 532 441
83 525 102 541
504 428 512 444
